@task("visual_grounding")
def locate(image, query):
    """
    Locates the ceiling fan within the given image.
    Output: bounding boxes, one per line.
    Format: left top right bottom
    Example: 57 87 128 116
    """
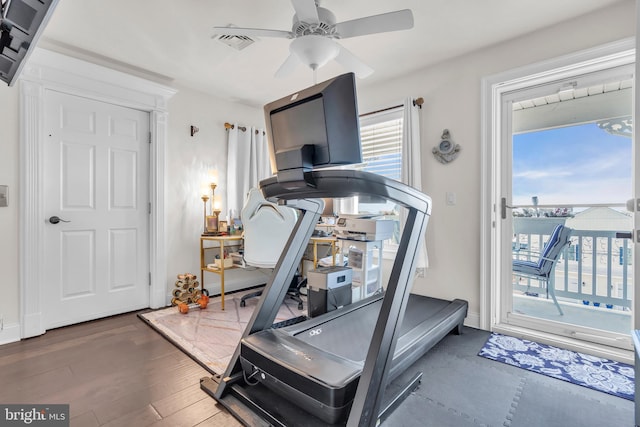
213 0 414 79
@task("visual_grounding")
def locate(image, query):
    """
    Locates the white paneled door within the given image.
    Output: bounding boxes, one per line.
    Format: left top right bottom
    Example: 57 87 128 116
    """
43 90 150 329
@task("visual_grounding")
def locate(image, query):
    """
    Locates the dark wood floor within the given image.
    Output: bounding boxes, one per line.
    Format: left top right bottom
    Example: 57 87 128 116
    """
0 311 242 426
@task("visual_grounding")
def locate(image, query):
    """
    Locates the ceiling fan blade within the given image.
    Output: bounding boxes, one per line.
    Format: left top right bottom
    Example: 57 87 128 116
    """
275 53 300 78
213 26 293 39
334 44 373 79
291 0 319 23
334 9 414 39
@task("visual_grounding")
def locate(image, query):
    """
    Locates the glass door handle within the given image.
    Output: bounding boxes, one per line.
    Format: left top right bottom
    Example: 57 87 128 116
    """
501 198 514 219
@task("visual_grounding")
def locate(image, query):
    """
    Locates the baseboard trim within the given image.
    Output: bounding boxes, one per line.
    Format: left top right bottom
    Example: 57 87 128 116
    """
464 310 480 329
0 323 21 345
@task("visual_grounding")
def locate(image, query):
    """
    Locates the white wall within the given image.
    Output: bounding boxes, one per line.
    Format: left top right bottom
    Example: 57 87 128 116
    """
0 84 20 336
0 0 634 336
165 86 262 295
357 0 635 325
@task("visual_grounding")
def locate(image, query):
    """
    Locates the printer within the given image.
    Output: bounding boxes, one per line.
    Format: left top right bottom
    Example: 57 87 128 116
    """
334 214 394 241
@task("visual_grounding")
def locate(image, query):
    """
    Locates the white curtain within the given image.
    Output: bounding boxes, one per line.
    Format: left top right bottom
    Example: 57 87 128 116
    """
226 125 271 222
402 97 429 268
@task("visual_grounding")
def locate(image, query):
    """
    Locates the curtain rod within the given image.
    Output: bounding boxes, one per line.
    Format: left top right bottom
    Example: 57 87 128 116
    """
359 97 424 118
224 122 246 132
224 122 265 135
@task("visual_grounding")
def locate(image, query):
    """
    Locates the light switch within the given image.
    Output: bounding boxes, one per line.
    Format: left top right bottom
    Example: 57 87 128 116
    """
446 191 456 206
0 185 7 207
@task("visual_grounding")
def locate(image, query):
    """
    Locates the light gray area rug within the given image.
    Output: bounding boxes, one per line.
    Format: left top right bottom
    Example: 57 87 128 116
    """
139 288 305 375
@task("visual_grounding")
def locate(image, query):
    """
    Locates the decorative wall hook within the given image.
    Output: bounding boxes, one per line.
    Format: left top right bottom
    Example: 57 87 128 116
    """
432 129 460 164
190 125 199 137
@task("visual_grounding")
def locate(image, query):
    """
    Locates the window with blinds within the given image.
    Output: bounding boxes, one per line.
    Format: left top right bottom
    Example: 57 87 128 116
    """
356 109 403 181
349 107 403 246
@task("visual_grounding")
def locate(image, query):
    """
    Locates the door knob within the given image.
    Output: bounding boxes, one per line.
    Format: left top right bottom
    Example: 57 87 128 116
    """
49 216 70 224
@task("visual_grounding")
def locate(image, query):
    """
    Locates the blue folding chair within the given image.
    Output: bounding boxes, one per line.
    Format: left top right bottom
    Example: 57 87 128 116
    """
513 224 572 315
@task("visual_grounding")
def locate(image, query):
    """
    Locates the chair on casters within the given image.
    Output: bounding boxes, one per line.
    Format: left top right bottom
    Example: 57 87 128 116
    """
512 223 572 315
239 188 305 310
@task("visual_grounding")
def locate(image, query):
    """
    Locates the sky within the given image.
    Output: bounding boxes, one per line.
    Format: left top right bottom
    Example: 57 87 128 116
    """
512 123 632 207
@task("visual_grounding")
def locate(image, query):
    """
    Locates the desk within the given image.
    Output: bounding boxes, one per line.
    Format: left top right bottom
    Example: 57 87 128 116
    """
200 235 243 310
309 236 338 269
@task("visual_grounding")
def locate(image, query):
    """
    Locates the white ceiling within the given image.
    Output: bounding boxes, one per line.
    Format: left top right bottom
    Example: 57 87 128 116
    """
39 0 627 107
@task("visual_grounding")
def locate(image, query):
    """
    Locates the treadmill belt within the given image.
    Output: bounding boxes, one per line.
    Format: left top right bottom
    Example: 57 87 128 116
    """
292 295 452 362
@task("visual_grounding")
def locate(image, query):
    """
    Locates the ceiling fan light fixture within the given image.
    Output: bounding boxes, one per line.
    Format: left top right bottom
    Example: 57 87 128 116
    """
290 35 339 70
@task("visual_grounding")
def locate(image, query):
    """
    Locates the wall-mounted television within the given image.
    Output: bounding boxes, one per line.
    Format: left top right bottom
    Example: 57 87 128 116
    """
264 72 362 189
0 0 59 86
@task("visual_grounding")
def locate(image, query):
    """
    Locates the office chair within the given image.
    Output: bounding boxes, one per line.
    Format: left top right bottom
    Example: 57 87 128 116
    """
512 223 572 315
239 188 305 310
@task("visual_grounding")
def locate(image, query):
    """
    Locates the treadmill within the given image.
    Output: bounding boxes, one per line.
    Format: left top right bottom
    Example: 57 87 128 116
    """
240 292 467 424
201 169 469 426
201 73 467 426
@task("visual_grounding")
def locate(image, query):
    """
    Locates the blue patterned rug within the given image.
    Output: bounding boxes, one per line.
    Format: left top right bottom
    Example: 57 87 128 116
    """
478 333 634 401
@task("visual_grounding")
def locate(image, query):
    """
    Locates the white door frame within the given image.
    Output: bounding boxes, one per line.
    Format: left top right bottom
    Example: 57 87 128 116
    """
19 48 176 338
480 38 636 361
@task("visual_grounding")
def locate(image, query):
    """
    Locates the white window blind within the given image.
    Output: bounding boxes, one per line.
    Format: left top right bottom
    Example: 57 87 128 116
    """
342 107 403 248
356 109 403 181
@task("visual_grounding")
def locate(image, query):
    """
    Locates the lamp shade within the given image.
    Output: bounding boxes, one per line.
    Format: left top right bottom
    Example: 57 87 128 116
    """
290 35 339 70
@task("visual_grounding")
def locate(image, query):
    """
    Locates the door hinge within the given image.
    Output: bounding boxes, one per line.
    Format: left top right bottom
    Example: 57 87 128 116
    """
637 230 640 244
148 132 152 144
148 202 151 214
149 272 152 286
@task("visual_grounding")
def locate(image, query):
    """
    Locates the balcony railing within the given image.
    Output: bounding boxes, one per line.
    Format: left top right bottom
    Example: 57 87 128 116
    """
512 209 633 311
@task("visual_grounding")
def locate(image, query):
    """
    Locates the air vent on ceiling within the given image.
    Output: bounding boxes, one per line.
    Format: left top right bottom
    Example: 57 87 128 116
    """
215 33 255 51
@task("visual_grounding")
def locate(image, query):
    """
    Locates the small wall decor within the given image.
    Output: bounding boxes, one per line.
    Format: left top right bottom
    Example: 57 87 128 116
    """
432 129 460 164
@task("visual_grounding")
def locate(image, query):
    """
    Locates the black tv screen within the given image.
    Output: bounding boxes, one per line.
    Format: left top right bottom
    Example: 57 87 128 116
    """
264 72 362 189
